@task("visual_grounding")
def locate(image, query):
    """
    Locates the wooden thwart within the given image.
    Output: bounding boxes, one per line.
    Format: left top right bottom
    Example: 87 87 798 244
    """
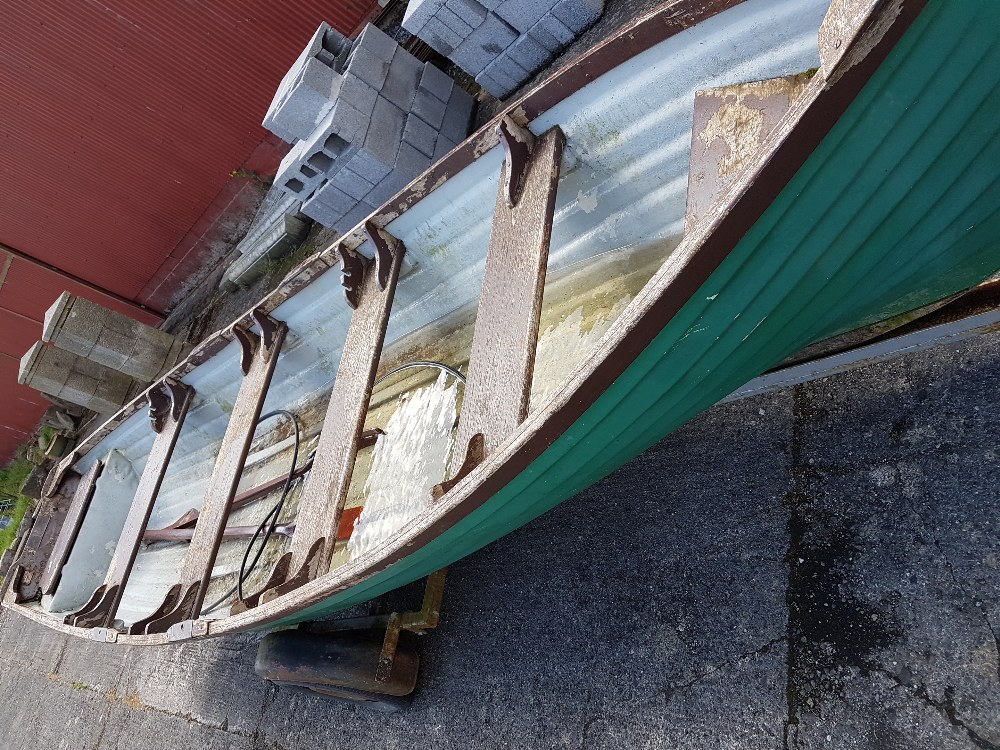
135 310 287 635
65 381 195 628
40 460 102 597
440 121 565 487
250 230 406 607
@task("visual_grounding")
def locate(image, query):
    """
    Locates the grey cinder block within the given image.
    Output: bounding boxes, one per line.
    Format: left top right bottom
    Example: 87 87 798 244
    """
381 48 425 111
419 63 455 104
437 6 476 36
530 12 575 49
311 182 357 215
506 31 554 72
361 96 406 174
447 0 489 26
422 16 465 54
326 99 370 145
440 86 475 143
336 202 375 234
363 169 412 207
475 56 519 98
395 139 434 177
339 74 378 118
301 192 350 227
353 23 399 63
43 293 189 383
448 12 518 77
495 0 554 33
550 0 604 34
345 44 391 90
329 167 376 201
412 88 448 129
403 112 438 158
19 343 139 416
266 57 342 143
402 0 447 34
433 133 458 161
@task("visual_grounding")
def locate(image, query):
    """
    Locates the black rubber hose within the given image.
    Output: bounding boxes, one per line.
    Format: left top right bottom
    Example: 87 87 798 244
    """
200 409 301 615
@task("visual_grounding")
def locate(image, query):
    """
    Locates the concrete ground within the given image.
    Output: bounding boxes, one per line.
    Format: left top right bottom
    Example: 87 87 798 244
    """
1 325 997 749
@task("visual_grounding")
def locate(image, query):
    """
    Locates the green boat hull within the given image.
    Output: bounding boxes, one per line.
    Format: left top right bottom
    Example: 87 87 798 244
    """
272 0 1000 626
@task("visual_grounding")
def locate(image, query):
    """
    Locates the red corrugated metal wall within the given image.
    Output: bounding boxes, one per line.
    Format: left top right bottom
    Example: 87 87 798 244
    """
0 0 381 465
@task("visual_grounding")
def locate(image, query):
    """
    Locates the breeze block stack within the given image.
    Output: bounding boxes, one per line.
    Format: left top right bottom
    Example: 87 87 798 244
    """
402 0 604 98
263 22 475 233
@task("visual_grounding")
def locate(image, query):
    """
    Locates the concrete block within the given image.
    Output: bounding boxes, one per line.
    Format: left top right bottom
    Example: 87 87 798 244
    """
448 12 518 76
550 0 604 34
395 140 434 178
412 88 448 129
433 133 459 161
42 293 189 382
301 192 351 227
358 96 406 180
530 12 575 50
339 74 378 118
440 85 475 143
266 57 342 143
495 0 554 33
505 31 554 72
403 112 438 158
419 63 455 104
329 166 376 201
363 169 412 207
422 16 464 55
438 6 475 37
402 0 447 34
19 343 139 416
475 58 518 98
380 48 425 111
263 23 332 134
326 99 370 145
345 44 391 90
335 202 374 234
447 0 489 26
475 52 529 96
311 182 357 214
354 23 399 62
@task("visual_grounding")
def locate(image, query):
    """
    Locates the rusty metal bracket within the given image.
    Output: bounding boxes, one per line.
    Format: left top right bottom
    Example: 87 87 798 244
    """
498 115 536 208
364 221 403 292
375 569 447 682
257 537 326 607
251 307 283 354
431 433 485 501
148 384 172 434
337 242 369 310
232 324 259 376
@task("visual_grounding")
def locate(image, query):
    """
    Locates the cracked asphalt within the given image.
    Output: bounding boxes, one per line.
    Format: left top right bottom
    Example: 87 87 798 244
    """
1 326 998 749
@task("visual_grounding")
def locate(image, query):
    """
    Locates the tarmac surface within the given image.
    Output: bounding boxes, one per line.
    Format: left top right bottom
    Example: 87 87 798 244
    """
1 325 998 750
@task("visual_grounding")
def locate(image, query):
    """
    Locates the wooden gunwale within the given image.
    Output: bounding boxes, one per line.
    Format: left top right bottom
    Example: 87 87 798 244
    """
8 0 932 643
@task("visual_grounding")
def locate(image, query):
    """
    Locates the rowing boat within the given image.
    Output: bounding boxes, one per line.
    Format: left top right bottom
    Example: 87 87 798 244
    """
5 0 999 650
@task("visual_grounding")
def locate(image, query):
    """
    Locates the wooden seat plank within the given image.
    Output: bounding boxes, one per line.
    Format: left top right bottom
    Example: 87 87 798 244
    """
65 381 195 628
136 310 287 635
445 121 565 480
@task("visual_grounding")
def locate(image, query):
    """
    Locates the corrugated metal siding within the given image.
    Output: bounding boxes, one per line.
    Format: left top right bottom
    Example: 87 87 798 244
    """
0 0 380 464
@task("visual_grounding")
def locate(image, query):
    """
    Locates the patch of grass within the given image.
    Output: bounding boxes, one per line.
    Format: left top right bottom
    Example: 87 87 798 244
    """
0 459 34 556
